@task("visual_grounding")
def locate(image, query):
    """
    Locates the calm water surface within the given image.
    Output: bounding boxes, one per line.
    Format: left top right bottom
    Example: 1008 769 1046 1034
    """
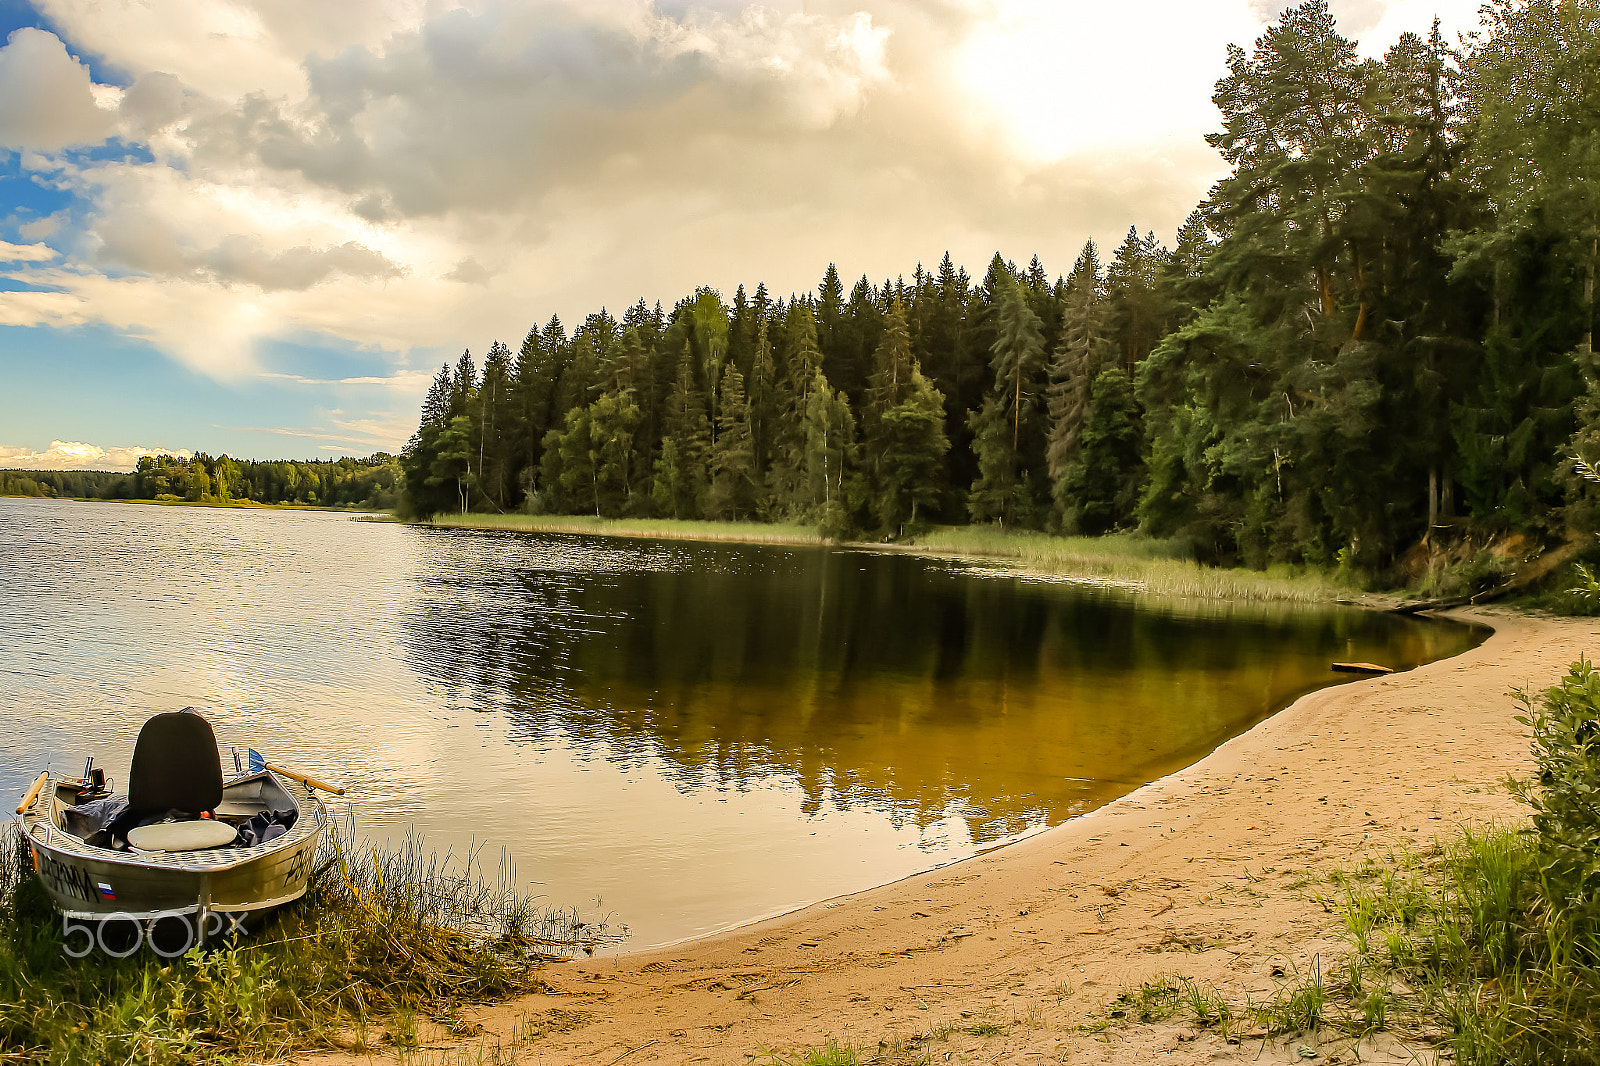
0 497 1483 947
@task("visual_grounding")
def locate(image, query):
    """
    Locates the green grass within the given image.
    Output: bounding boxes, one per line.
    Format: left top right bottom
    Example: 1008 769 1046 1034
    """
902 526 1358 603
0 823 620 1065
420 516 1360 603
751 1039 865 1066
1090 827 1594 1060
425 512 825 545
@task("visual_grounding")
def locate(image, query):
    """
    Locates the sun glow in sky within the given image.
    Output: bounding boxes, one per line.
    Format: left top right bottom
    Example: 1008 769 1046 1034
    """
0 0 1489 468
955 2 1260 161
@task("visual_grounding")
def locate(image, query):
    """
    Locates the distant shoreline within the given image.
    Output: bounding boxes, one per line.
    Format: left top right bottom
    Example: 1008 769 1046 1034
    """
412 511 826 547
0 493 383 515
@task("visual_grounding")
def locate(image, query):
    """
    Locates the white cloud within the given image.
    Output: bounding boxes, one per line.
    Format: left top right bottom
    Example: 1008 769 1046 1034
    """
0 0 1495 399
0 439 192 472
16 211 68 240
0 28 117 151
0 239 58 262
216 413 415 450
259 370 431 388
1357 0 1486 54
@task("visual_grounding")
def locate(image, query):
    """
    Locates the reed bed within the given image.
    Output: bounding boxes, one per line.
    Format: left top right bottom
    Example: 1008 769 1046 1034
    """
0 822 620 1065
420 516 1355 602
904 527 1356 604
427 513 824 545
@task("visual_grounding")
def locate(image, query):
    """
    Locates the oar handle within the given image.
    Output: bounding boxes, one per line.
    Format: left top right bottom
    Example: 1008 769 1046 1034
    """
264 763 346 796
16 771 49 815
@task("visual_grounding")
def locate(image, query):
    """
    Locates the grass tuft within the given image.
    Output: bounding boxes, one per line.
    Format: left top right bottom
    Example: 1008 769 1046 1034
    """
0 821 620 1064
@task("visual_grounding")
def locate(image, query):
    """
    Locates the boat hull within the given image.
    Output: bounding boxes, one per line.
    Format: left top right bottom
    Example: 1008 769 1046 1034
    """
18 773 327 922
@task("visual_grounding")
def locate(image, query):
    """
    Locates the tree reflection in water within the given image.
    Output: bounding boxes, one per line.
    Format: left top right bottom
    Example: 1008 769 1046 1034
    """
402 531 1483 845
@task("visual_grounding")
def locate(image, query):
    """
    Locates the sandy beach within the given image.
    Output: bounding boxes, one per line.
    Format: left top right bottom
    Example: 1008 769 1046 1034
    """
315 606 1595 1065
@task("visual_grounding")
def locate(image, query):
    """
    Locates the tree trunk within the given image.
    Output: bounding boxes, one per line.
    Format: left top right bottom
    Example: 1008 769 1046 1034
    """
1585 228 1596 358
1013 369 1023 453
1349 245 1367 341
1427 465 1438 542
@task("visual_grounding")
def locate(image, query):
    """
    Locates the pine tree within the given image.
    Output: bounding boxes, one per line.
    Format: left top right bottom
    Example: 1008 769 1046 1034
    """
866 294 915 419
767 300 825 514
708 365 756 519
1057 368 1144 534
478 340 515 511
400 363 457 520
874 368 949 536
652 347 712 519
589 389 643 516
988 272 1047 455
429 416 474 516
966 395 1015 525
1045 241 1113 484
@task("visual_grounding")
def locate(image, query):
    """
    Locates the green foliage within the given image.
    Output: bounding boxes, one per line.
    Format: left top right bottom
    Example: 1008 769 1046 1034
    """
390 0 1600 577
1510 659 1600 973
708 364 758 520
1056 367 1144 534
0 454 401 513
0 469 135 500
873 368 949 537
803 369 856 520
0 825 616 1065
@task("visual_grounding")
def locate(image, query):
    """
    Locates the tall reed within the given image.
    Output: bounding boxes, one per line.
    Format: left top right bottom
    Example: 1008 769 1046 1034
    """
907 527 1355 603
428 513 824 545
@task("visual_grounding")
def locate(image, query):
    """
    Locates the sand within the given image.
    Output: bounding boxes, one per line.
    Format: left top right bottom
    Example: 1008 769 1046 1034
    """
315 607 1598 1065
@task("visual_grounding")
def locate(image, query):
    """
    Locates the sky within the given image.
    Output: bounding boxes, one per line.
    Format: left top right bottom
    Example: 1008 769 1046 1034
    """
0 0 1488 471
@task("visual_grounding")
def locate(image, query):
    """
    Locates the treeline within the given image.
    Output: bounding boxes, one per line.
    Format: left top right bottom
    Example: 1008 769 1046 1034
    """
402 0 1600 572
131 453 401 508
1 454 401 509
0 469 135 500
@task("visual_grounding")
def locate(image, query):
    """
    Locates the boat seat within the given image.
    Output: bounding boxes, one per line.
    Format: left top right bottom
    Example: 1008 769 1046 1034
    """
127 819 238 852
126 708 225 818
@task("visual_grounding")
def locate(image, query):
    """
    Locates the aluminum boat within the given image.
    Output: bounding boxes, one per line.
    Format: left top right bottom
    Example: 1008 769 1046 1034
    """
13 709 330 946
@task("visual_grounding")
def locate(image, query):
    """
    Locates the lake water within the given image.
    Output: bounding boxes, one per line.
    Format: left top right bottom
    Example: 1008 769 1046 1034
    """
0 496 1483 947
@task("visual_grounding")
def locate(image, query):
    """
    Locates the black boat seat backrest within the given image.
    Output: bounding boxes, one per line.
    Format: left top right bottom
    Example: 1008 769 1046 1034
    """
127 708 224 816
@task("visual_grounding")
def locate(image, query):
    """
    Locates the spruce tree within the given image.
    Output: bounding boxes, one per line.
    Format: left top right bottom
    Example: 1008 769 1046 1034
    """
652 348 712 519
874 368 949 536
1046 241 1113 486
709 364 756 519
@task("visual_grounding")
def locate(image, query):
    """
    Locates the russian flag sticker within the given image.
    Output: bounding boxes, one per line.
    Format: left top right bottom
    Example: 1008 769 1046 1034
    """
97 882 115 901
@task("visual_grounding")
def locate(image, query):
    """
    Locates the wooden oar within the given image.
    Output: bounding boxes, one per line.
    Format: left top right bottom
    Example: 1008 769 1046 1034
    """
263 762 346 796
15 771 49 815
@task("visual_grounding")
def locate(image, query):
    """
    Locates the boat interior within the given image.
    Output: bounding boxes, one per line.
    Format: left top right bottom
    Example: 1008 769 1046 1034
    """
45 709 300 853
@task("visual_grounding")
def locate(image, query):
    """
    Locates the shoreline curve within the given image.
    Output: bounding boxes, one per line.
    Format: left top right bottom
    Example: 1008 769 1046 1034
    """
316 604 1592 1065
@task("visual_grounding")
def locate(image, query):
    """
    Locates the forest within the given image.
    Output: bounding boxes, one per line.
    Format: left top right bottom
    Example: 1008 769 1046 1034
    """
391 0 1596 573
0 453 401 510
